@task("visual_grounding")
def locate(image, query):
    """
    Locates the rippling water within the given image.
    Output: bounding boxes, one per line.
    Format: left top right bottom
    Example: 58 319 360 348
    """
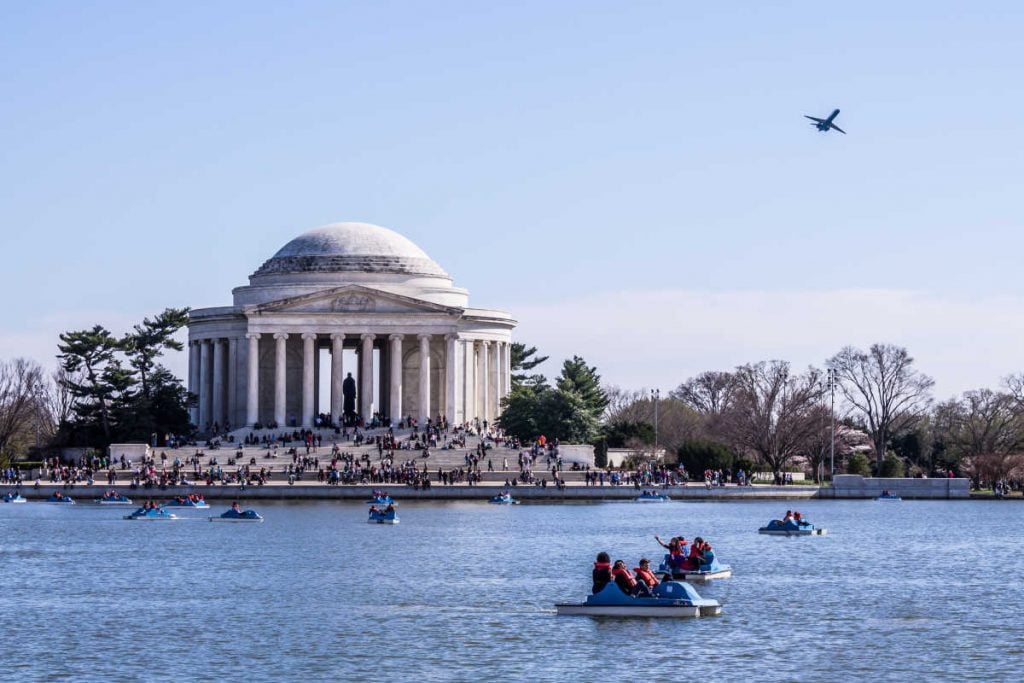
1 498 1021 681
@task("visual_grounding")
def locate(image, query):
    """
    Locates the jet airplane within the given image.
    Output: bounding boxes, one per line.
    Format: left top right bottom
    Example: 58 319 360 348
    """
804 109 845 134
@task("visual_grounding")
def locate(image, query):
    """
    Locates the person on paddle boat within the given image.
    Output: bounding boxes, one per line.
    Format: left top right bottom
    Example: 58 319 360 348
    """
634 558 660 589
592 552 613 594
230 501 241 513
687 537 709 570
782 510 794 523
655 535 689 574
385 503 396 514
793 511 803 523
612 560 654 597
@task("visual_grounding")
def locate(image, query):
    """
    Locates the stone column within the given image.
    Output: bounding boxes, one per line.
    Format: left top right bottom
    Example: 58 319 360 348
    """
461 339 473 425
227 337 238 427
389 334 403 423
494 342 504 404
479 341 490 423
301 333 316 428
274 333 288 427
360 334 375 418
418 334 431 424
188 341 200 425
246 334 260 426
330 334 344 426
199 340 212 429
445 334 459 425
504 340 512 399
488 342 498 418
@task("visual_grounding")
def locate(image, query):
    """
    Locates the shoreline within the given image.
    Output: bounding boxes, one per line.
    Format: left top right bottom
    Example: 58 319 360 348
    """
5 481 981 501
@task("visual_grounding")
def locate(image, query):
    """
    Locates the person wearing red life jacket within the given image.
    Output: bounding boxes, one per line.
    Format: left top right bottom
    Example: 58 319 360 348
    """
688 537 708 570
655 535 690 575
634 558 660 589
592 552 613 594
612 560 653 597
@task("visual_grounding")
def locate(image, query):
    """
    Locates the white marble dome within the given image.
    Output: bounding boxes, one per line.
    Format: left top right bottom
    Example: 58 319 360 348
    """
253 222 449 278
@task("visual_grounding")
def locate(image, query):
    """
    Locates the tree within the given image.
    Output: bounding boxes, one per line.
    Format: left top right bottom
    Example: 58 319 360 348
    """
677 439 737 474
497 384 599 444
828 344 935 464
556 356 608 421
722 361 823 478
0 358 46 462
879 453 905 477
122 307 189 399
847 452 872 476
510 342 549 389
933 388 1024 484
57 325 125 443
671 371 735 416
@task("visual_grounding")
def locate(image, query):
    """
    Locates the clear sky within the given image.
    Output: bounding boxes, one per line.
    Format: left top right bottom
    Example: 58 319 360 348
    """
2 1 1022 398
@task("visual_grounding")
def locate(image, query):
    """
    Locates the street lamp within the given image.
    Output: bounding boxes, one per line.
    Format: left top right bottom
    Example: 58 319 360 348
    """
651 388 660 460
826 368 837 478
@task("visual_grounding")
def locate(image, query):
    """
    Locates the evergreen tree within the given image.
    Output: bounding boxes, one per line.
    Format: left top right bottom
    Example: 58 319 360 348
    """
510 342 549 388
556 355 608 420
57 325 125 443
123 307 189 399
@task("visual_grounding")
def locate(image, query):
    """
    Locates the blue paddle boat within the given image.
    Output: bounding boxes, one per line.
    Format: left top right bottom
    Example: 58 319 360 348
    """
210 506 263 523
556 580 721 618
366 495 395 506
46 492 75 504
657 548 732 582
758 519 827 536
876 490 902 501
488 492 520 505
368 507 399 524
97 491 134 506
124 506 178 521
164 497 210 509
634 491 671 502
3 492 27 504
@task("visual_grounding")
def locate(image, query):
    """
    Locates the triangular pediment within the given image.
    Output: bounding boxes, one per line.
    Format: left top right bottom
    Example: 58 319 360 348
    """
247 285 463 315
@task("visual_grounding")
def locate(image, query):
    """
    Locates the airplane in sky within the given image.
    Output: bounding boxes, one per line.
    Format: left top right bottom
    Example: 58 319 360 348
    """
804 109 846 134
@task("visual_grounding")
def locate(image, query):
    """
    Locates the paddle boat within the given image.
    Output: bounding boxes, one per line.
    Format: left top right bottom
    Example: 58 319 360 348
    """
488 492 520 505
758 518 827 536
368 507 399 524
210 505 263 523
366 494 396 506
634 491 671 503
45 492 75 504
164 496 210 509
657 549 732 583
3 492 27 504
556 580 721 618
96 491 134 506
124 506 178 521
876 490 902 501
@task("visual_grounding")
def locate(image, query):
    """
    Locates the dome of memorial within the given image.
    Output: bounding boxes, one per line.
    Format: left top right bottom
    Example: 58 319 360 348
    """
252 222 449 278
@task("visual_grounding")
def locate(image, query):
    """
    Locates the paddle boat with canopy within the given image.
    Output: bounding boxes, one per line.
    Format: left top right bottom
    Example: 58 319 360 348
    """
368 506 399 524
634 491 671 502
97 491 134 506
46 492 75 504
3 492 27 503
210 504 263 523
488 492 520 505
657 548 732 582
164 496 210 509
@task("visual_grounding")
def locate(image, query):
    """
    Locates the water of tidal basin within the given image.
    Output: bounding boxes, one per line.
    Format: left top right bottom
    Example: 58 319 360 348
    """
1 498 1022 681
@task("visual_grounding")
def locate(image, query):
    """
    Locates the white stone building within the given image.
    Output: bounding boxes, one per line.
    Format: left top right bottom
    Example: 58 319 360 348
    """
187 222 515 431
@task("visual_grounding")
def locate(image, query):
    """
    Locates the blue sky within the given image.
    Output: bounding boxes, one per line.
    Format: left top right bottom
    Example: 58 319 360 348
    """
2 1 1022 397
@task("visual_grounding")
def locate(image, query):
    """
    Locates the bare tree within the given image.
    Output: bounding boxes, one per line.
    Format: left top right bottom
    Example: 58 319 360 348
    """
722 361 823 477
671 371 735 416
0 358 46 460
37 366 78 442
935 389 1024 484
828 344 934 464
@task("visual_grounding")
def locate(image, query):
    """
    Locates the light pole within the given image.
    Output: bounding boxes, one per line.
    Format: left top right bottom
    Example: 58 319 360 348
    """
651 388 660 460
826 368 837 478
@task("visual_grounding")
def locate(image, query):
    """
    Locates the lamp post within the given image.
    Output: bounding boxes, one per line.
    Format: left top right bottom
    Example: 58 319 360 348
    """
651 388 660 460
826 368 837 478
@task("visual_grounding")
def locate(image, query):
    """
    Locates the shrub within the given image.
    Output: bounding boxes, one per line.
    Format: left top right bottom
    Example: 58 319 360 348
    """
846 453 872 476
879 453 905 478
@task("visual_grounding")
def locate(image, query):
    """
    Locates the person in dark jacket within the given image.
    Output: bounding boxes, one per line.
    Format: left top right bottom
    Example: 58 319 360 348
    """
592 551 613 594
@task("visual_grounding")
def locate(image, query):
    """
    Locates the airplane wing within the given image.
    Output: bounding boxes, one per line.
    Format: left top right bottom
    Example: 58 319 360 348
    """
829 123 847 134
804 115 825 123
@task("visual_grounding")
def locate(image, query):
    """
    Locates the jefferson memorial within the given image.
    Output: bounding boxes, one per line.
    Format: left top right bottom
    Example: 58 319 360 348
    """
187 222 516 431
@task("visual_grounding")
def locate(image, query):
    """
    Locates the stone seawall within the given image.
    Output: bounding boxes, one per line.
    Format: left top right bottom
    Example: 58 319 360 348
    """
825 475 970 499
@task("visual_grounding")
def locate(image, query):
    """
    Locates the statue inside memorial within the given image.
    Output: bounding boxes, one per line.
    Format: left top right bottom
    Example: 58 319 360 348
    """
342 372 357 425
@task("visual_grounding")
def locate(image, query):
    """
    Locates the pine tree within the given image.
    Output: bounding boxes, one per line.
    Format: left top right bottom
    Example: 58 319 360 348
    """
510 342 549 388
556 355 609 420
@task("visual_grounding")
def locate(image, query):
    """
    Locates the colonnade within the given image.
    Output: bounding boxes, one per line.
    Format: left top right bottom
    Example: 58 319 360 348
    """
189 333 512 432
